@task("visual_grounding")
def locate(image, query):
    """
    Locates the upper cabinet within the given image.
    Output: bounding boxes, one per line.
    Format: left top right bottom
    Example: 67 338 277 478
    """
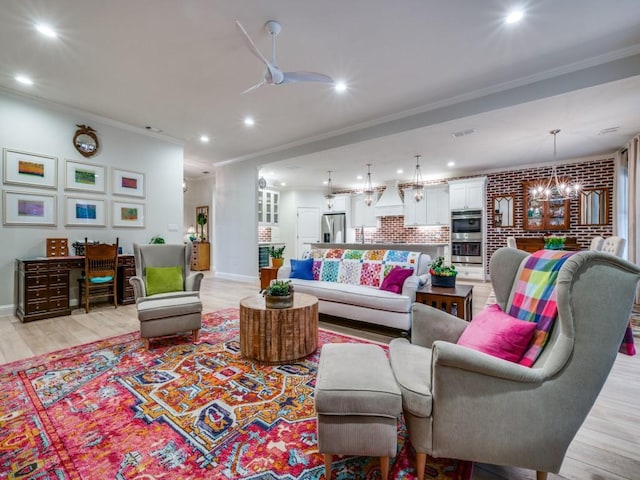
425 185 450 225
352 193 378 227
403 187 427 226
522 181 570 231
323 194 349 214
448 178 486 210
258 189 279 225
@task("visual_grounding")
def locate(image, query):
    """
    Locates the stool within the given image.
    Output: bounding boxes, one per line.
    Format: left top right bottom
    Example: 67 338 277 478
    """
315 343 402 480
136 295 202 350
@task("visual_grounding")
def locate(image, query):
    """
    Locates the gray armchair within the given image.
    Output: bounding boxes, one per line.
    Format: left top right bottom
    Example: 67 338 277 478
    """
129 243 204 302
389 247 640 480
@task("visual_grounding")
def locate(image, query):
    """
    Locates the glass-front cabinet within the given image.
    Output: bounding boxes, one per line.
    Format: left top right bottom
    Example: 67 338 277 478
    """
258 189 279 225
522 181 570 231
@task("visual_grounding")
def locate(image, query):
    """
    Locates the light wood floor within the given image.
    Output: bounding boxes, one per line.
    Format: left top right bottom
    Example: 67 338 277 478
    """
0 273 638 480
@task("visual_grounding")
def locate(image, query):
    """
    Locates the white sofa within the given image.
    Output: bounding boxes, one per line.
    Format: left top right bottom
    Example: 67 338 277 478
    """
277 248 431 331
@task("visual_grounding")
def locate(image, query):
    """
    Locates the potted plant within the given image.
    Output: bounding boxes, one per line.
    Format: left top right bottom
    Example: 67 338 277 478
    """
196 212 208 242
262 279 294 309
268 245 286 268
429 256 457 288
544 235 566 250
149 235 166 244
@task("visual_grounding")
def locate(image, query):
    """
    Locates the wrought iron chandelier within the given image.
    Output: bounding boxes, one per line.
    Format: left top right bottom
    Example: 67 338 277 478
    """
324 170 334 210
411 155 424 202
530 129 580 201
362 164 375 206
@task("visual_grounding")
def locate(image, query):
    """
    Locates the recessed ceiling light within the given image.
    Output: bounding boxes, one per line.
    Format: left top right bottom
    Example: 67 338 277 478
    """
447 161 455 167
334 81 347 93
323 180 328 185
15 75 33 85
280 182 287 186
397 169 403 174
356 175 363 180
200 135 210 143
35 23 57 38
244 116 255 127
505 9 524 24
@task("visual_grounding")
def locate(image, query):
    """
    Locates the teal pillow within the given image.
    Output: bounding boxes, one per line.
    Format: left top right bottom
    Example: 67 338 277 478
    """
145 266 184 296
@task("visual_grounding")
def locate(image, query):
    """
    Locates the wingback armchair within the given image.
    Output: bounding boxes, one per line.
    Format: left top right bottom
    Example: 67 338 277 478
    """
129 243 204 302
389 247 639 480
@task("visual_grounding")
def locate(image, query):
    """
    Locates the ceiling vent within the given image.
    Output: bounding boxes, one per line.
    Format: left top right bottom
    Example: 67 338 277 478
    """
451 128 476 138
598 126 620 135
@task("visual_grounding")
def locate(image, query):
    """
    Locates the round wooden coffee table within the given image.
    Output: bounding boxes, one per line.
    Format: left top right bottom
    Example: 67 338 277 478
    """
239 292 319 364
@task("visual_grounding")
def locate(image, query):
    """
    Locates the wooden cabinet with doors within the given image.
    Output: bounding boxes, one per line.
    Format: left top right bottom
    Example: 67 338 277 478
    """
258 189 280 224
522 181 570 231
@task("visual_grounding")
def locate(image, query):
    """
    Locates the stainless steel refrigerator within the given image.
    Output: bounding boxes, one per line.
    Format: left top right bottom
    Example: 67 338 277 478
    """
321 213 346 243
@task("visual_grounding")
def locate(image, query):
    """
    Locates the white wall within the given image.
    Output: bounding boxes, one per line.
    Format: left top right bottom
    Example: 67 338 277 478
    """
279 189 326 258
214 162 258 281
0 92 184 312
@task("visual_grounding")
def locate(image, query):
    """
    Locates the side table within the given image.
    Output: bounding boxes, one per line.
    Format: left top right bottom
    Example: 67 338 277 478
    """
415 284 473 321
260 266 280 290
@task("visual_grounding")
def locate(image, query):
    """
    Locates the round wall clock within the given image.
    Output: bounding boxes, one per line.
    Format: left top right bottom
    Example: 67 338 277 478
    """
258 176 267 189
73 124 100 157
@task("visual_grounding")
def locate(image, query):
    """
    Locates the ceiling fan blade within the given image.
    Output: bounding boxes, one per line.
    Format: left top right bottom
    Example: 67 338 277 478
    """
235 21 281 82
281 71 335 85
241 79 266 95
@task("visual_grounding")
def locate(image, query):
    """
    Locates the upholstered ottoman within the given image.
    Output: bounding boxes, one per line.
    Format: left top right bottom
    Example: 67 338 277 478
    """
315 343 402 480
136 295 202 350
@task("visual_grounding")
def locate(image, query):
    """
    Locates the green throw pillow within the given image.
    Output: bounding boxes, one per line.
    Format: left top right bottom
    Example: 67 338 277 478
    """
145 266 184 296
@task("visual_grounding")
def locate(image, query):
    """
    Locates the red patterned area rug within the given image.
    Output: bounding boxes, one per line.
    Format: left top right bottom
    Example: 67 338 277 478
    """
1 308 473 479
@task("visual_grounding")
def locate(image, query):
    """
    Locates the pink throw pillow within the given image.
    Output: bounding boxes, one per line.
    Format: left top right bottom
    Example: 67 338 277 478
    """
457 304 537 363
379 266 414 294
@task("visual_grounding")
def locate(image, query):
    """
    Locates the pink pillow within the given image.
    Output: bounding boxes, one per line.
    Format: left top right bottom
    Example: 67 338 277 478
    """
457 304 537 363
379 266 414 294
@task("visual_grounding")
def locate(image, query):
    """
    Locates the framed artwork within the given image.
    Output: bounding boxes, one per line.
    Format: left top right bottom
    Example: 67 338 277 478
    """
3 190 56 226
64 159 106 193
112 168 145 198
65 195 106 227
3 148 57 189
112 200 145 227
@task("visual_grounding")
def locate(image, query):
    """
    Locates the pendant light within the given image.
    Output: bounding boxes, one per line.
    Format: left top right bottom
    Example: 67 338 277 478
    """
411 155 424 202
363 164 374 206
530 129 581 201
325 170 334 210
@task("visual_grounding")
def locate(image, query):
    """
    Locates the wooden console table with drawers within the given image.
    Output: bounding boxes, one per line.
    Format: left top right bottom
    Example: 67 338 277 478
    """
15 255 135 323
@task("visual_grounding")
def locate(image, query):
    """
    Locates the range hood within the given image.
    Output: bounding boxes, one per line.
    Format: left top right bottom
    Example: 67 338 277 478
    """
374 181 404 217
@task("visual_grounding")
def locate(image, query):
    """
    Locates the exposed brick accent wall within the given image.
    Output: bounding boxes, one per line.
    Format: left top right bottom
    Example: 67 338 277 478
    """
258 226 272 242
355 217 449 244
485 157 614 272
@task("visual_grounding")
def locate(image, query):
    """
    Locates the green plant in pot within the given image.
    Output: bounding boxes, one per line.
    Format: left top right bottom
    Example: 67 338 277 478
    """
268 245 286 268
429 256 457 288
149 235 165 244
544 235 566 250
262 279 294 309
196 212 208 242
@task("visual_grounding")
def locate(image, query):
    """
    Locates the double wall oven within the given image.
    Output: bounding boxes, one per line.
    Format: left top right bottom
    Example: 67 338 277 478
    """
451 210 483 265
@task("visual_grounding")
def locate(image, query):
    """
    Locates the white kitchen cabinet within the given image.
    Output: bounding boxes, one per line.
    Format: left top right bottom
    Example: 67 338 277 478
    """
352 193 378 227
258 189 279 224
403 187 427 226
323 194 349 214
448 178 486 210
425 185 449 225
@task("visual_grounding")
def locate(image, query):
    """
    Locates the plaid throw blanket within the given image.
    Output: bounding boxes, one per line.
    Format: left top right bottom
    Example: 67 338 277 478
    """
508 250 636 366
508 250 575 367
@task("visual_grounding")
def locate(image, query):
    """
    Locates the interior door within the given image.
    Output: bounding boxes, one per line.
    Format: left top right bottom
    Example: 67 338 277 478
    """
297 207 321 258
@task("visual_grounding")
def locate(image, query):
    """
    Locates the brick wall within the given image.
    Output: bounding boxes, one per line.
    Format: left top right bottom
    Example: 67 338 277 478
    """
355 217 449 244
485 157 614 271
258 226 271 242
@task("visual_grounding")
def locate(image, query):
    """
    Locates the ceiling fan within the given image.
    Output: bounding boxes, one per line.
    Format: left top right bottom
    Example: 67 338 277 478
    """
236 20 335 94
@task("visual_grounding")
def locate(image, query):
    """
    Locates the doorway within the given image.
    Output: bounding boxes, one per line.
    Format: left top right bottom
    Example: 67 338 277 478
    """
297 207 320 258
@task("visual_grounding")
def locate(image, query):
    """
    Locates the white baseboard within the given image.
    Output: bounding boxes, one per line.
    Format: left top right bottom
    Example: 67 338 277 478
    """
214 271 258 284
0 304 15 317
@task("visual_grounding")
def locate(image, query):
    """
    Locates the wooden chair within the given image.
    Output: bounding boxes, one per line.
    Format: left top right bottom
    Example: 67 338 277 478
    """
80 237 119 313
